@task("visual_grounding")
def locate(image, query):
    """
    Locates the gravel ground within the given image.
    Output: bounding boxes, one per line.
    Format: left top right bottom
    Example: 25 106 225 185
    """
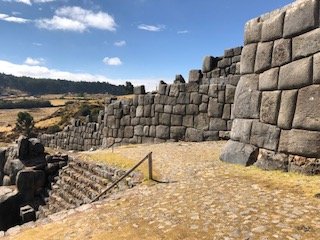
3 141 320 240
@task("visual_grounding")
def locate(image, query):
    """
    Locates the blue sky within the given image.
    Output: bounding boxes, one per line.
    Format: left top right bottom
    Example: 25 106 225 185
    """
0 0 293 90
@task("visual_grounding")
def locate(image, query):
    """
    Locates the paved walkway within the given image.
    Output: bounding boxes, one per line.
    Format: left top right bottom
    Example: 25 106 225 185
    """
3 141 320 240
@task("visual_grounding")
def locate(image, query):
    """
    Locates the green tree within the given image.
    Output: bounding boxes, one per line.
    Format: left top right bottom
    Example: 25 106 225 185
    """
16 112 34 137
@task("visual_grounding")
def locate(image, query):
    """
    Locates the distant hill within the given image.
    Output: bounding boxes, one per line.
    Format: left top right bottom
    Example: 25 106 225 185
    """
0 73 133 96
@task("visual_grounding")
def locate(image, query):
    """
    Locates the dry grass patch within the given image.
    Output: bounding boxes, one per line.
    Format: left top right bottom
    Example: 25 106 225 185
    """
35 116 61 129
80 148 160 181
223 162 320 199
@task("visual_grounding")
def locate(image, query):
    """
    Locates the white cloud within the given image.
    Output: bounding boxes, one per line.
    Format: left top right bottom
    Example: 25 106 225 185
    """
0 59 161 91
0 13 30 23
3 0 55 5
24 57 45 66
103 57 122 66
32 42 43 46
114 40 126 47
138 24 165 32
177 30 189 34
36 6 117 32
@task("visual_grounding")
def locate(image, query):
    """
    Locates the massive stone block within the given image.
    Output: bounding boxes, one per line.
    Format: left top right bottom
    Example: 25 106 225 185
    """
254 42 273 73
170 126 186 140
240 43 257 74
278 57 312 89
156 125 170 139
260 91 281 125
233 74 261 119
207 98 223 118
293 85 320 131
209 118 226 131
250 122 280 151
220 140 258 166
254 149 289 171
185 128 203 142
261 12 285 41
244 18 262 44
292 28 320 59
279 129 320 158
189 70 203 83
225 85 236 104
283 0 319 38
272 39 291 67
202 56 218 73
259 67 279 91
313 52 320 84
230 119 254 144
277 90 298 129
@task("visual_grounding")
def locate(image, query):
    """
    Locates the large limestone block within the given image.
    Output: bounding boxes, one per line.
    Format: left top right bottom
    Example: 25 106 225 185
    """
279 129 320 158
230 119 254 144
259 67 279 91
189 70 203 83
194 113 209 130
207 98 223 118
254 149 288 171
3 159 25 185
283 0 318 38
170 126 186 140
272 39 291 67
209 118 226 131
124 126 134 138
254 42 273 73
277 90 298 129
208 84 218 98
225 85 236 104
261 12 285 41
313 52 320 84
278 57 312 89
220 140 259 166
292 28 320 60
293 85 320 131
202 56 218 73
185 128 203 142
133 86 145 95
244 18 262 44
171 114 183 126
260 91 281 125
156 125 170 139
233 74 261 119
240 43 257 74
250 122 280 151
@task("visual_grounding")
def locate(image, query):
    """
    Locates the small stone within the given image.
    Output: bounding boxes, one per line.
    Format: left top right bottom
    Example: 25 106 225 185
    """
252 226 267 233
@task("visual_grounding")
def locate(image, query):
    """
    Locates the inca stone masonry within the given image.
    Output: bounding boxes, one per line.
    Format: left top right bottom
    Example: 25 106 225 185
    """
40 0 320 175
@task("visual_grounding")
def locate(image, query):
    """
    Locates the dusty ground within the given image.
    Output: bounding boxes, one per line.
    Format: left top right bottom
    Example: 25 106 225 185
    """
3 141 320 240
0 107 60 132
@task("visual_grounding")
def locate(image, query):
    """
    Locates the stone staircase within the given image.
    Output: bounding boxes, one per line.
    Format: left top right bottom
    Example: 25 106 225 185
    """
37 160 143 218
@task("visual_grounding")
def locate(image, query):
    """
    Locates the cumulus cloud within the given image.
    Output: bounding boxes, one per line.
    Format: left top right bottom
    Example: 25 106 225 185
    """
36 6 117 32
103 57 122 66
138 24 165 32
0 13 30 23
114 40 126 47
24 57 45 66
0 59 161 91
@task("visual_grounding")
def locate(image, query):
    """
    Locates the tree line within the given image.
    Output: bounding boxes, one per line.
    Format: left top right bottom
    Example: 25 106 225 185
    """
0 73 134 95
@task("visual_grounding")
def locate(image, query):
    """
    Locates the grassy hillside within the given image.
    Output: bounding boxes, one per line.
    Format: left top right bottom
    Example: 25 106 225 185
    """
0 73 133 96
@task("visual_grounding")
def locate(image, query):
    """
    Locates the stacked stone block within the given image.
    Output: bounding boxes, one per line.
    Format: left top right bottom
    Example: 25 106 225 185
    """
40 47 242 149
221 0 320 175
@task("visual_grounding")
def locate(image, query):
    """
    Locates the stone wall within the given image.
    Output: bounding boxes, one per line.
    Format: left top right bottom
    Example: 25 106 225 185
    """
220 0 320 175
40 46 242 150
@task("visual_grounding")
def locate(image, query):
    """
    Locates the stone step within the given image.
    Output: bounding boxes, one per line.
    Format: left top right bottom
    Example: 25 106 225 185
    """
60 169 105 193
67 163 112 186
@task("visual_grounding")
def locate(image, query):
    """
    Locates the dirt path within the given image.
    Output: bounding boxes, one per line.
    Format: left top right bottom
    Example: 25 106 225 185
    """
4 141 320 240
